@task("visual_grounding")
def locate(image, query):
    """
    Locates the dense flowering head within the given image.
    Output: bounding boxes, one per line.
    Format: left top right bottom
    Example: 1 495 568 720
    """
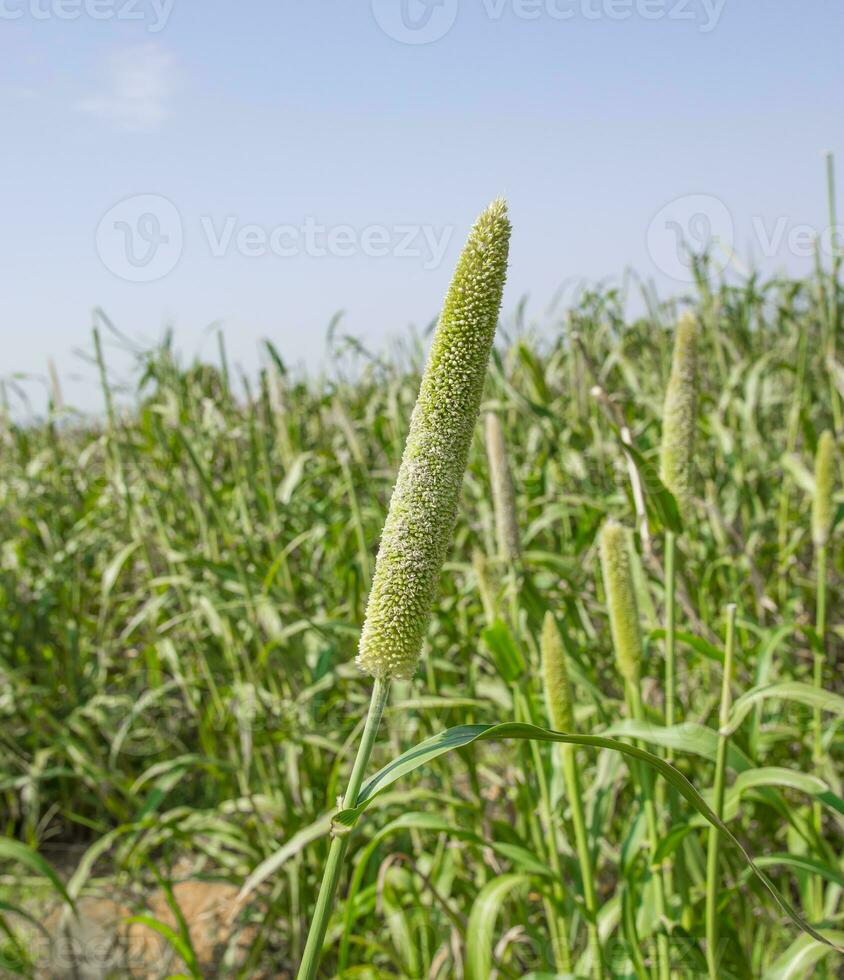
598 520 642 685
541 612 574 732
485 411 521 562
659 312 699 523
357 200 511 680
812 429 835 549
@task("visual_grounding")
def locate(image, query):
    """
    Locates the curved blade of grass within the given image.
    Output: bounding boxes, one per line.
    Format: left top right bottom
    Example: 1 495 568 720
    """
617 438 683 534
0 899 51 936
125 915 201 978
0 837 74 910
729 768 844 817
334 722 842 950
762 931 844 980
727 681 844 734
664 769 844 833
649 628 724 664
603 719 755 772
465 873 530 980
743 854 844 891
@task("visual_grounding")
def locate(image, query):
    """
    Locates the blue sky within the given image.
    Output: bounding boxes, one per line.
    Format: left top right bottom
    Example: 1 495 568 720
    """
2 1 843 412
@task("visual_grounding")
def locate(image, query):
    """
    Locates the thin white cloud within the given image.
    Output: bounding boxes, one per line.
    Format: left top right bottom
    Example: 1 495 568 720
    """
76 44 176 133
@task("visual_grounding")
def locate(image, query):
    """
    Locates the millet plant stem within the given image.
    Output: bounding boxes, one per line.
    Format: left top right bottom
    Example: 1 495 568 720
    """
812 541 828 916
825 152 842 436
626 682 671 980
810 428 834 917
513 684 572 972
705 603 736 980
662 529 679 909
560 743 604 979
664 529 677 750
530 727 573 972
296 677 390 980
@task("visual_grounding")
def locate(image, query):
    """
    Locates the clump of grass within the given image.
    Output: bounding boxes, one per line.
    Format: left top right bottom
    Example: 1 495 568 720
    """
4 206 844 976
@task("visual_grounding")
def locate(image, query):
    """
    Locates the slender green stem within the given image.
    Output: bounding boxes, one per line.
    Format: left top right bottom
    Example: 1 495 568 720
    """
812 543 828 917
662 530 680 919
825 153 843 434
706 604 736 980
296 677 390 980
516 686 572 972
664 531 677 746
535 751 572 973
627 683 670 980
561 744 604 979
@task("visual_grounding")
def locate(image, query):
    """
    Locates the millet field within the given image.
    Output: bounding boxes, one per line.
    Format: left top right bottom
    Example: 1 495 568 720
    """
1 200 843 978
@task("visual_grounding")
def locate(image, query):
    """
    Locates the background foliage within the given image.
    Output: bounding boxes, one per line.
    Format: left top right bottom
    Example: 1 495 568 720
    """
0 264 842 977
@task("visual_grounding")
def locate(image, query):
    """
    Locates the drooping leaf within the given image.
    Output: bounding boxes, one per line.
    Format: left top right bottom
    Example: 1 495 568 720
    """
334 722 841 950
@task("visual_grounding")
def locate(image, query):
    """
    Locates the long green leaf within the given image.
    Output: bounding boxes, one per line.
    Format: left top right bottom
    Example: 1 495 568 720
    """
603 719 755 772
0 837 74 910
763 931 844 980
334 722 842 950
125 915 201 978
465 873 530 980
729 682 844 734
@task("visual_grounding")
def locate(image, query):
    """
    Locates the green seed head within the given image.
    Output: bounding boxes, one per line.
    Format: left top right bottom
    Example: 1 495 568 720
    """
357 200 511 680
541 612 574 732
599 520 642 685
659 312 699 522
812 429 836 549
485 411 521 562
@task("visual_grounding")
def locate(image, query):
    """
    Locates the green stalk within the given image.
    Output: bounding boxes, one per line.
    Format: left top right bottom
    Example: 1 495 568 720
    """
627 682 671 980
296 678 390 980
532 739 573 973
811 428 834 917
812 542 828 916
561 743 604 979
662 529 679 912
825 153 842 435
514 686 572 973
664 530 677 751
706 604 736 980
541 612 603 977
